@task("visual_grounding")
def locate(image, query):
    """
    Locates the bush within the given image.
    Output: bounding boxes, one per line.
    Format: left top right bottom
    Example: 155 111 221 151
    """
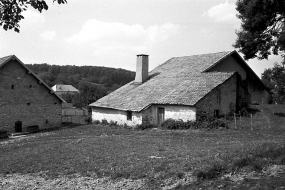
161 118 227 130
206 119 228 129
101 119 109 125
109 120 118 126
84 116 92 124
93 120 101 125
196 111 215 122
161 119 185 130
136 116 156 130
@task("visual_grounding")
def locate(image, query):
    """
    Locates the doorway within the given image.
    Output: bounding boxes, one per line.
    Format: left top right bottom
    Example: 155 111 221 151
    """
157 107 165 126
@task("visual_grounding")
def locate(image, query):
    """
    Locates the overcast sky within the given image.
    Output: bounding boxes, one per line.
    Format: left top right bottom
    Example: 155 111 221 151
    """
0 0 282 77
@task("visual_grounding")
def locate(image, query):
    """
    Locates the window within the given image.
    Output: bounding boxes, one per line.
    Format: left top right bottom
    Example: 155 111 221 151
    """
214 110 220 118
127 111 132 121
27 103 30 106
29 85 32 88
11 85 14 89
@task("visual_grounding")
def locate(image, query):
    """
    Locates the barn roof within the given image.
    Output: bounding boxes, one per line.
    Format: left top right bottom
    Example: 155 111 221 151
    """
90 50 238 112
0 55 65 103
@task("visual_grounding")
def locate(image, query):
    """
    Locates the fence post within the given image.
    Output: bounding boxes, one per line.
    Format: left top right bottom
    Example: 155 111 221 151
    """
250 113 253 131
234 113 237 129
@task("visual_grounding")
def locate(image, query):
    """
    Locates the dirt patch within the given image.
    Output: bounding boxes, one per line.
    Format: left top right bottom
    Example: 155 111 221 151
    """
0 173 144 190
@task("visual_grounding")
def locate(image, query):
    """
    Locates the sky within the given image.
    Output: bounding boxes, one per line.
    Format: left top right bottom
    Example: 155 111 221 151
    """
0 0 283 77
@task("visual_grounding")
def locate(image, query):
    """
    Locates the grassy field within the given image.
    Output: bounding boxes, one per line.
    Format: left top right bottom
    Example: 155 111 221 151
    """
0 105 285 189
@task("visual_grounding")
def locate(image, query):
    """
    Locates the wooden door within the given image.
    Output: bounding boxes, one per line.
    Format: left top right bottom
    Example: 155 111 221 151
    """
157 107 165 126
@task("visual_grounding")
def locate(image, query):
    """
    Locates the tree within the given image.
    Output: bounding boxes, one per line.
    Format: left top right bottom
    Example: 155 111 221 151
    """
0 0 67 32
72 81 107 108
261 61 285 103
233 0 285 60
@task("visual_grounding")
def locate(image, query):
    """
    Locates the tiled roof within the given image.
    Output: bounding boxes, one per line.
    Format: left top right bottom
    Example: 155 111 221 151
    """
90 51 236 112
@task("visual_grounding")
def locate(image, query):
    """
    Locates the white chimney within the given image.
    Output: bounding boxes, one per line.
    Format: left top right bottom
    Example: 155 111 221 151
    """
135 54 149 84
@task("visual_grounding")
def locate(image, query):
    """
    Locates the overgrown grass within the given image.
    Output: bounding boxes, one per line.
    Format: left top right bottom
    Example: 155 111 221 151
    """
0 104 284 188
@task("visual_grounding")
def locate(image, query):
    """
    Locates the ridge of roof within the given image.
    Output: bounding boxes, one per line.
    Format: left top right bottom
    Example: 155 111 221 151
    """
171 50 233 59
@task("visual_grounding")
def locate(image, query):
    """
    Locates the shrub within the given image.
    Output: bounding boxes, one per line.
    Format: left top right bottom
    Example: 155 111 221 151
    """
136 115 156 130
196 111 215 122
101 119 109 125
161 118 227 130
161 119 185 130
109 120 118 126
84 116 92 124
206 119 228 129
93 120 101 125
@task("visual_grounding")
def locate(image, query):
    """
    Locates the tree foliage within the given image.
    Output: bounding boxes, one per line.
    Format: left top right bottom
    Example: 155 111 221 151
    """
0 0 67 32
61 81 108 108
26 63 135 93
261 61 285 103
233 0 285 60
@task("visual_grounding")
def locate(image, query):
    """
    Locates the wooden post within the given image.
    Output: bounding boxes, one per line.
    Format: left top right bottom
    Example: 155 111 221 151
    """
234 113 237 129
250 114 253 131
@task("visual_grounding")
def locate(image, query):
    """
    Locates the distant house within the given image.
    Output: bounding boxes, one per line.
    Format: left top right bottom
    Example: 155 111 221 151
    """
0 55 65 132
89 51 271 126
51 84 80 96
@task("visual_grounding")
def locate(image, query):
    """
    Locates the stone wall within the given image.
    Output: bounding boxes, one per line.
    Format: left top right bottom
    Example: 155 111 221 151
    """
0 60 62 132
196 74 237 117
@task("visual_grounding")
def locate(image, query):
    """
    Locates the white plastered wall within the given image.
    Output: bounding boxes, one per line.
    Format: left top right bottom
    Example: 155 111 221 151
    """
92 107 142 126
164 105 196 121
144 105 196 124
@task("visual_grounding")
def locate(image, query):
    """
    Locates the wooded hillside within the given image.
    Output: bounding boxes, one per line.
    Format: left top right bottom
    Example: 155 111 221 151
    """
26 64 135 92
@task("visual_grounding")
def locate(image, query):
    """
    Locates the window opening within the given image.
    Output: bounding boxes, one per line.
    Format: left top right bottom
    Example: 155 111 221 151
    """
11 85 14 89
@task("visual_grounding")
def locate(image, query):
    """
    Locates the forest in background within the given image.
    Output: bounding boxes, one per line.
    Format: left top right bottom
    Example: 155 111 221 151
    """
27 64 135 107
27 64 135 91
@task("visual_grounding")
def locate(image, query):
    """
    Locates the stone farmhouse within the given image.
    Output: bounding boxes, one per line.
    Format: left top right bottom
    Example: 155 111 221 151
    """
0 55 65 132
89 50 271 126
52 84 80 96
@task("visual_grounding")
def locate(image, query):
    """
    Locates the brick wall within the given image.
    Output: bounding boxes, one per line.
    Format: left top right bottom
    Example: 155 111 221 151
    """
196 74 237 117
0 60 62 132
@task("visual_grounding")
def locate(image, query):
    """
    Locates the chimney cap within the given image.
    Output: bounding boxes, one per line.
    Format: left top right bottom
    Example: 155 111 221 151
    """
137 54 149 57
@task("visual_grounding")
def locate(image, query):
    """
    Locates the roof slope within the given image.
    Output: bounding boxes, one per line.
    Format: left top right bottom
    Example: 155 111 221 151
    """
0 55 65 102
90 51 236 112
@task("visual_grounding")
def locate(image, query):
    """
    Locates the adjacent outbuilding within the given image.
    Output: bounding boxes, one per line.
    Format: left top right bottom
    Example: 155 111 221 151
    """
51 84 80 96
0 55 65 132
89 50 271 126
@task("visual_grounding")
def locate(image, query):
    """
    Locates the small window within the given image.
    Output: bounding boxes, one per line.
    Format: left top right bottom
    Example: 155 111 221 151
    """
29 85 32 88
27 103 30 106
127 111 132 121
214 110 220 118
54 102 57 105
11 85 14 89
